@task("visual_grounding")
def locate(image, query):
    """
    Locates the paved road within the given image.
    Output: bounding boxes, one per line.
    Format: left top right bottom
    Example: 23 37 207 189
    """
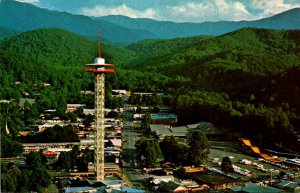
121 105 150 191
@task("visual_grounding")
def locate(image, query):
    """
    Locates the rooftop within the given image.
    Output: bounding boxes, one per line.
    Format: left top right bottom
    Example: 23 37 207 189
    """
18 98 36 108
230 182 284 193
150 124 172 136
191 171 237 185
109 139 122 147
64 186 96 193
100 180 123 187
150 124 189 138
110 186 145 193
151 113 177 120
170 126 189 134
193 122 222 134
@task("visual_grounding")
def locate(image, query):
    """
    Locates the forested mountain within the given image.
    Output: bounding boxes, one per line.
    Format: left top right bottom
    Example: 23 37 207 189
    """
126 28 300 113
100 8 300 38
1 27 300 152
1 28 97 68
0 28 168 103
256 8 300 29
0 29 94 110
0 26 19 40
0 0 158 44
127 36 212 60
0 0 299 44
123 28 300 151
127 28 300 77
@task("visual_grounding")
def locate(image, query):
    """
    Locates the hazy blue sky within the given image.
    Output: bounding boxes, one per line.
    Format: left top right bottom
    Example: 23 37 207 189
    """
15 0 300 22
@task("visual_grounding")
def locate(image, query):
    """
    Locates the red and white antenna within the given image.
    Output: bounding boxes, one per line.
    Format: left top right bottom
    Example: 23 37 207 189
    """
98 29 102 58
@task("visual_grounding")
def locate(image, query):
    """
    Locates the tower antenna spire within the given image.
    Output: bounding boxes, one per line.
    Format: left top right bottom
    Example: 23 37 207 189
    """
85 31 114 181
98 29 102 58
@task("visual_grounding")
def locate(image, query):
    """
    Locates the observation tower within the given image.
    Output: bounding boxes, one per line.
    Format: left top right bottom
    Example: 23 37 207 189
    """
85 32 114 181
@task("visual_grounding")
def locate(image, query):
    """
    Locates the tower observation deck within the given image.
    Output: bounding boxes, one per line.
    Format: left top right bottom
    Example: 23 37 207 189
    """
85 33 114 181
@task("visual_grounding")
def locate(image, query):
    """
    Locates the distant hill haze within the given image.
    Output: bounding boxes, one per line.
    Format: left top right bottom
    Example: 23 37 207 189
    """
99 8 300 39
0 0 158 44
1 0 300 44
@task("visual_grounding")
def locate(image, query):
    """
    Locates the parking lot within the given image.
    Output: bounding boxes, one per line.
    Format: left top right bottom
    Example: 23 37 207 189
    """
208 147 299 181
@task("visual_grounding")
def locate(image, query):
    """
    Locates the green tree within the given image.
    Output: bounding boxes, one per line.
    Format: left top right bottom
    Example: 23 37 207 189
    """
77 147 94 172
135 138 162 167
67 112 78 123
141 113 152 132
1 134 23 157
57 151 72 169
7 165 21 188
31 167 51 191
188 131 210 166
70 145 80 168
25 151 42 169
38 125 79 143
107 111 119 118
1 173 17 192
221 156 234 173
136 106 142 114
152 106 160 113
160 136 189 165
24 152 51 191
18 169 31 192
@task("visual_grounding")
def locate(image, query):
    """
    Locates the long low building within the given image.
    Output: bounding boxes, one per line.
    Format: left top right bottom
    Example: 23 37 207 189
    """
150 121 227 141
229 182 284 193
150 124 188 140
22 142 80 153
189 171 239 190
151 113 177 124
22 140 95 153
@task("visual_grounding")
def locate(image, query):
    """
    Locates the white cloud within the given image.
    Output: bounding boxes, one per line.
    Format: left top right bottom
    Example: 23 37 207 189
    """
164 0 254 22
80 4 157 19
78 0 299 22
15 0 39 3
250 0 300 16
79 0 254 22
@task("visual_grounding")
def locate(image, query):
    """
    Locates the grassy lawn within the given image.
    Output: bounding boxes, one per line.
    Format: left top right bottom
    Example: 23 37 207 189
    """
133 122 141 127
40 184 59 193
48 170 70 177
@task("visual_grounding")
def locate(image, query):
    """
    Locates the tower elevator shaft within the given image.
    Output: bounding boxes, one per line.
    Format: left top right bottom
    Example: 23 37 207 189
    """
95 73 105 181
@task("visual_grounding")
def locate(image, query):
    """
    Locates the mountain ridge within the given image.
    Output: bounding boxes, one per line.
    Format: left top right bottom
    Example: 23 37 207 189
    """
1 0 299 44
1 27 300 151
0 26 19 40
126 28 300 76
0 0 158 44
99 8 300 39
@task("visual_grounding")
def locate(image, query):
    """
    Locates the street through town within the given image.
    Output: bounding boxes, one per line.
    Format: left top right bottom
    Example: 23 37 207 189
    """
121 104 150 191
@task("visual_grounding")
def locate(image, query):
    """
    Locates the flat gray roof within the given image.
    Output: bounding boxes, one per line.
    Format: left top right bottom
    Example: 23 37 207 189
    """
230 183 283 193
150 124 172 136
150 124 188 137
192 122 222 134
170 126 188 133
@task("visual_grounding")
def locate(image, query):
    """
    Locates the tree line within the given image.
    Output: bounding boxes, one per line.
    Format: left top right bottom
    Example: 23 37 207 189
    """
1 152 51 192
135 131 210 168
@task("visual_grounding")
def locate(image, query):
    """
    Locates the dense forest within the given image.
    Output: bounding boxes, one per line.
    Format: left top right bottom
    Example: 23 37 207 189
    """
126 28 300 152
0 28 300 153
0 26 19 40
